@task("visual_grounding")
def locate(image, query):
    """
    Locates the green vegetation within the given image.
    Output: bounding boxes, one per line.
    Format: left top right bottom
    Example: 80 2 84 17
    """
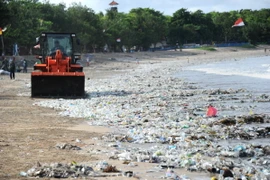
196 46 217 51
241 44 256 48
0 1 269 55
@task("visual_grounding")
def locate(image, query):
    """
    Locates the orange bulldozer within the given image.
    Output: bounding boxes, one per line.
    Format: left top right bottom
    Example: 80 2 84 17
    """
31 32 85 97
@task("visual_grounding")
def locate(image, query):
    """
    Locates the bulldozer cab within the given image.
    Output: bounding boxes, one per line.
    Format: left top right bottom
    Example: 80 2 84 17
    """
38 32 79 64
47 35 71 55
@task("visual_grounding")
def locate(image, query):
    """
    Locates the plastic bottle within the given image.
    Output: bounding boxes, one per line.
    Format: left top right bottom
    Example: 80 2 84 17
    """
165 168 172 177
19 171 27 177
180 132 186 141
219 170 224 180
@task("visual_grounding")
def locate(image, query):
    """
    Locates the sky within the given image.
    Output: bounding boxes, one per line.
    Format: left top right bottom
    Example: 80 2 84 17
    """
48 0 269 16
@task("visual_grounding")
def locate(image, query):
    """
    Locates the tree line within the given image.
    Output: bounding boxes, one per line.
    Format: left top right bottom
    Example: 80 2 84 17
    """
0 0 270 55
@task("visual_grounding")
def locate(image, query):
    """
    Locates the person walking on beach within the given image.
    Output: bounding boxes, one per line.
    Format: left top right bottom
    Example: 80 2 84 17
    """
22 59 28 73
9 57 16 79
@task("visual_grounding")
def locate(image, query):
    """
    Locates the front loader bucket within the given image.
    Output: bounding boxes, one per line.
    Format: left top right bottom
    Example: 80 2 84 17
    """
31 72 85 97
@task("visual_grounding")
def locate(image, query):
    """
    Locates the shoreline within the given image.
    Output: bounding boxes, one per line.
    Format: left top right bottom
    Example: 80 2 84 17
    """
85 46 270 79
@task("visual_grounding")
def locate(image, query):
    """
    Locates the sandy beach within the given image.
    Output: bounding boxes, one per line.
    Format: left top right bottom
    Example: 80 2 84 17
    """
0 46 269 180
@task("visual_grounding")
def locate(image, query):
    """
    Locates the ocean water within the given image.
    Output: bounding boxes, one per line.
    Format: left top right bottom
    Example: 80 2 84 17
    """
175 55 270 115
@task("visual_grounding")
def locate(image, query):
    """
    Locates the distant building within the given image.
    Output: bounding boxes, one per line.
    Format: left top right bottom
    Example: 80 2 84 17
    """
109 0 118 12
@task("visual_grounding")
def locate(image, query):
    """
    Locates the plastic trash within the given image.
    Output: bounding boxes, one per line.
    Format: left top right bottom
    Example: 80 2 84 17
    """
234 145 245 151
19 171 27 177
165 168 173 177
97 160 109 170
207 104 217 117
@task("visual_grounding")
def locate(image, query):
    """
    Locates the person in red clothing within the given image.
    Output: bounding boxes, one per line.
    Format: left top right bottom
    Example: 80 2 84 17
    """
207 104 217 117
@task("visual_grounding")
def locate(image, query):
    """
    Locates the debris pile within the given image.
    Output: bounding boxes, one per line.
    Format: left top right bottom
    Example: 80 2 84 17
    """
21 162 124 178
32 60 270 179
55 143 81 150
21 162 94 178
